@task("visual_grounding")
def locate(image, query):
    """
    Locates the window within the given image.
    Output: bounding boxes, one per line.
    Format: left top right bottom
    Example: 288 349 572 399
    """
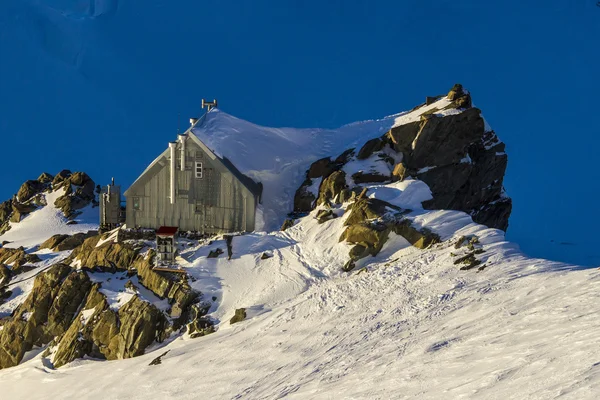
195 201 203 214
195 162 203 179
133 197 141 210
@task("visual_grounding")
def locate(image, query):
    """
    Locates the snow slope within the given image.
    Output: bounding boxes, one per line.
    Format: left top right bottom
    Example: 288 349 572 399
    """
1 173 599 399
0 187 98 250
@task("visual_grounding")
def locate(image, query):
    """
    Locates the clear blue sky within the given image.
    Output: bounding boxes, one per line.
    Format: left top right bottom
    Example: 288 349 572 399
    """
0 0 599 265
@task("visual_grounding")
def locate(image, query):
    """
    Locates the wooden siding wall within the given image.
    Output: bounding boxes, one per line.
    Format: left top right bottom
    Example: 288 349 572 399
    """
126 140 256 234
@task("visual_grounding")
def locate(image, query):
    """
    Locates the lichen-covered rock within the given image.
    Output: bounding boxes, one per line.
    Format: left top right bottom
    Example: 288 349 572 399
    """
316 170 347 206
0 264 10 288
339 222 390 257
37 172 54 184
230 308 247 325
0 264 72 369
67 236 139 271
134 251 199 324
16 180 45 203
39 234 70 251
53 171 96 219
391 220 440 249
316 209 337 224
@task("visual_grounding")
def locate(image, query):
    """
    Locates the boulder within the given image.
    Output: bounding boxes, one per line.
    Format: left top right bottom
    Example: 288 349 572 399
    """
385 121 421 154
39 234 70 251
230 308 247 325
392 162 409 181
0 264 10 288
356 138 384 160
53 172 96 219
307 157 336 179
134 251 199 324
16 180 45 203
447 83 472 109
391 220 440 249
0 201 12 226
316 171 347 206
339 222 390 257
187 303 214 339
293 179 317 212
10 202 37 223
37 173 54 184
344 197 403 226
316 209 337 224
67 236 139 271
280 219 294 231
52 170 72 186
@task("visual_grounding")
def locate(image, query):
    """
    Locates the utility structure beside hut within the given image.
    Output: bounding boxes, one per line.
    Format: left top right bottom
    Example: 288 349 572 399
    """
99 178 124 231
123 100 262 234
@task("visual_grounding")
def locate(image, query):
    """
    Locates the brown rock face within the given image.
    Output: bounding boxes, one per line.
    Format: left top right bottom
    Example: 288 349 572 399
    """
316 171 348 206
67 235 139 272
17 180 46 203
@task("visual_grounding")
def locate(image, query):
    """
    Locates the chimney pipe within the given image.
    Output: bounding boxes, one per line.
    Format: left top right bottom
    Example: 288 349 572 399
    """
169 142 177 204
178 134 187 172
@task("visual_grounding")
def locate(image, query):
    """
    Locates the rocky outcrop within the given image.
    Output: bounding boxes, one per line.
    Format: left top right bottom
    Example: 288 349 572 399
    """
52 284 169 368
296 84 512 231
40 231 98 252
0 247 41 273
316 171 348 206
67 235 139 272
133 251 200 325
53 172 96 219
0 264 10 288
382 86 512 230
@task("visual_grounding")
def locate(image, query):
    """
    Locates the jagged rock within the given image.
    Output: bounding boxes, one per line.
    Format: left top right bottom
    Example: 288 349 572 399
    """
52 170 72 186
342 259 356 272
53 172 96 219
37 172 54 184
471 197 512 232
339 222 390 257
230 308 247 325
134 251 199 324
280 219 294 231
149 350 170 366
293 179 317 212
316 209 337 224
316 171 347 206
392 162 409 181
334 148 355 165
454 252 482 270
447 83 472 109
344 197 403 226
391 220 440 249
67 236 139 271
357 138 384 160
348 244 370 261
0 200 13 227
187 303 214 339
0 264 71 369
307 157 336 179
39 234 70 251
0 247 40 272
10 202 38 223
260 252 273 260
54 232 97 252
16 180 45 203
0 264 10 288
385 121 421 154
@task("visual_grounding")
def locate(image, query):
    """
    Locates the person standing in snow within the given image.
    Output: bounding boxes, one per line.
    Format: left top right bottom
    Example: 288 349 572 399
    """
225 235 233 260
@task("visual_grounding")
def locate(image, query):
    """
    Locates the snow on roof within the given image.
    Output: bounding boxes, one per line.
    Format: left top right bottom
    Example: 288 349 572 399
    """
191 95 459 231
